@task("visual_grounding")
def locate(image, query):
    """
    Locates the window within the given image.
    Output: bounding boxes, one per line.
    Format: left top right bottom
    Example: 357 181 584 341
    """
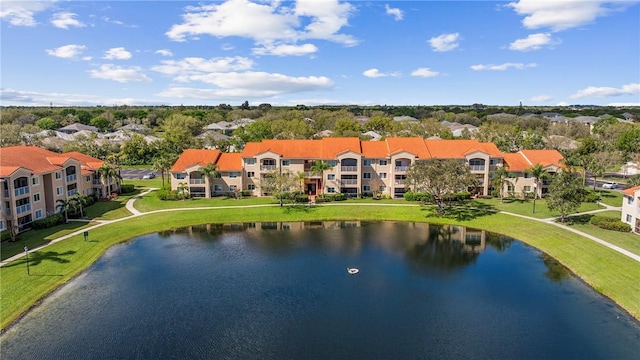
507 184 515 192
328 160 337 167
35 209 43 219
86 176 91 182
363 159 372 166
626 214 632 223
628 197 633 205
55 172 61 180
327 187 336 193
282 160 290 166
229 185 237 191
176 173 186 179
56 187 63 196
214 185 222 191
379 185 386 192
363 172 371 179
363 185 371 192
523 186 531 192
229 172 239 178
327 174 335 180
247 172 255 178
379 160 388 166
248 184 255 190
245 158 256 165
32 176 39 186
379 172 387 179
524 173 531 179
33 193 41 202
0 220 4 231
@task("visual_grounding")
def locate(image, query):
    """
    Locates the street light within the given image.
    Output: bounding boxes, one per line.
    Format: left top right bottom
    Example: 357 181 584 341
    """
24 246 30 276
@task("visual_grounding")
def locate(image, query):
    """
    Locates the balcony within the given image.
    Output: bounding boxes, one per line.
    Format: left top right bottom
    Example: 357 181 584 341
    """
469 165 485 171
3 189 8 197
395 166 409 172
190 179 206 185
304 171 321 178
93 180 102 185
67 189 78 197
394 179 406 185
341 179 358 185
261 165 277 171
341 166 358 172
66 174 77 182
16 203 31 214
14 186 29 197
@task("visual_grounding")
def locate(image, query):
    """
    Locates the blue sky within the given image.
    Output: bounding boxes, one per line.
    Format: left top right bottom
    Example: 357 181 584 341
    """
1 0 639 107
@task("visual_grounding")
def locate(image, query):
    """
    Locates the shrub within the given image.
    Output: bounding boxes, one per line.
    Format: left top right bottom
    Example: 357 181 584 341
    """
1 230 13 241
442 191 471 202
120 184 135 194
294 194 309 203
241 190 252 197
583 191 601 203
31 214 65 230
157 189 181 201
589 216 631 232
404 192 432 202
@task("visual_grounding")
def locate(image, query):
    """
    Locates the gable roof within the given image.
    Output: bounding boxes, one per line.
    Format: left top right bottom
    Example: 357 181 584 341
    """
58 123 98 132
170 149 221 172
63 151 104 170
425 139 502 158
520 149 564 168
241 138 362 159
502 153 532 172
385 137 430 158
216 153 243 171
0 146 72 175
622 185 640 197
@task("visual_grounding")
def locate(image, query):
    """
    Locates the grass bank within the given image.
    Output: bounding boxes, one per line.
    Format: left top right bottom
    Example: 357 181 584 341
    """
2 203 639 331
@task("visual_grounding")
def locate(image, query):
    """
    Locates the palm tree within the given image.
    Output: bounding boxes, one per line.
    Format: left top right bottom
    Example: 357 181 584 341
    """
177 182 189 200
310 161 333 198
199 162 220 198
491 165 513 203
153 155 174 189
296 171 306 193
98 163 122 198
72 193 88 218
56 198 75 223
528 164 548 214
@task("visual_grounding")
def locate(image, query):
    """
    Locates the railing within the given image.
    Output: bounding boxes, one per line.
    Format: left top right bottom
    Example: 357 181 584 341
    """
14 186 29 197
93 180 102 185
341 166 358 172
67 189 78 197
66 174 77 182
190 179 206 184
395 166 409 172
261 165 276 171
16 204 31 214
304 171 321 178
469 165 485 171
394 179 405 185
542 180 552 186
190 192 206 198
341 179 357 185
3 189 8 197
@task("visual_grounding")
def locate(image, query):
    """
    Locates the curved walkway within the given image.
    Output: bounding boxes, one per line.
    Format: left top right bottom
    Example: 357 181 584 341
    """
1 192 637 267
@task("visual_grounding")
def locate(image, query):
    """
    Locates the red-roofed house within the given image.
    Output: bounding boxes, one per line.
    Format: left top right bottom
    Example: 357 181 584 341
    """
0 146 110 233
621 185 640 234
170 137 548 198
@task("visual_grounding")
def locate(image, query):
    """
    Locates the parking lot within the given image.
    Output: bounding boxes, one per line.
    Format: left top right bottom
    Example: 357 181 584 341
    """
120 169 158 180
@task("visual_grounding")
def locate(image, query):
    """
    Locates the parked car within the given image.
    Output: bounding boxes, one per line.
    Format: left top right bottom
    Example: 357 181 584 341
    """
602 182 618 189
142 172 156 179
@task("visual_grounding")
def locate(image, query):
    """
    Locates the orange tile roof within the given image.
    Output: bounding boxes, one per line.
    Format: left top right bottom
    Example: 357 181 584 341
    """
361 141 388 158
241 138 362 159
217 153 242 171
320 137 362 157
0 166 21 177
622 185 640 197
502 153 531 171
63 151 104 170
1 145 68 175
385 137 430 158
520 149 564 168
425 139 502 158
170 149 221 172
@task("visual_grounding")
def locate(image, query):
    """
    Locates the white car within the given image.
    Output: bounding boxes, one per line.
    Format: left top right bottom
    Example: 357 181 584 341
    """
602 182 617 189
142 172 156 179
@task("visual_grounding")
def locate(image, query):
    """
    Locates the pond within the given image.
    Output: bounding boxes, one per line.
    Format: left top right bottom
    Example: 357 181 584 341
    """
2 221 639 359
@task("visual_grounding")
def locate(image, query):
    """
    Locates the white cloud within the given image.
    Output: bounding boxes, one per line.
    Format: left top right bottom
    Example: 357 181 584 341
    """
0 1 53 26
166 0 357 54
0 88 161 106
607 102 640 107
88 64 152 83
411 68 440 78
470 62 537 71
103 47 132 60
45 44 87 59
51 12 85 29
507 0 633 32
363 68 400 78
152 57 254 77
157 72 334 99
528 95 553 102
385 4 403 21
156 49 173 57
428 33 460 52
570 83 640 99
509 33 557 51
253 43 318 56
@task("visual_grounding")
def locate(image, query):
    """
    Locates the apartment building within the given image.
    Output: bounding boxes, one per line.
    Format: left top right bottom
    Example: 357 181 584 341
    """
621 185 640 234
500 150 565 198
0 146 114 233
170 137 564 199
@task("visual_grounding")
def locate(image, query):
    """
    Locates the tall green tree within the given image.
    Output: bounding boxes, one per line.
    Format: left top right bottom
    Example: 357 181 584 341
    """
546 170 584 222
310 161 333 197
98 163 122 197
200 162 220 197
72 193 89 218
161 113 200 151
56 198 75 223
406 159 477 213
153 153 177 189
260 170 298 206
491 165 514 203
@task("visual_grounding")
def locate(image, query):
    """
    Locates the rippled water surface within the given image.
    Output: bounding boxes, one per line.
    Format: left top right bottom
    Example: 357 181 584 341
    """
2 222 639 359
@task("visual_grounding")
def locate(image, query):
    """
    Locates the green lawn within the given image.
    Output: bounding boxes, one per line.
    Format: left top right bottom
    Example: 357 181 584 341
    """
565 211 640 256
595 189 624 207
83 192 135 220
1 221 96 261
124 178 163 190
2 203 639 331
471 197 603 219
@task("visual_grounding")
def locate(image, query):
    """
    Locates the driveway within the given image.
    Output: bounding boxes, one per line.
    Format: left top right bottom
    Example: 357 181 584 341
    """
120 169 157 180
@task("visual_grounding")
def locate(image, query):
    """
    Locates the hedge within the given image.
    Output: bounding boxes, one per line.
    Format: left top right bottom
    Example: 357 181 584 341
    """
589 215 631 232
